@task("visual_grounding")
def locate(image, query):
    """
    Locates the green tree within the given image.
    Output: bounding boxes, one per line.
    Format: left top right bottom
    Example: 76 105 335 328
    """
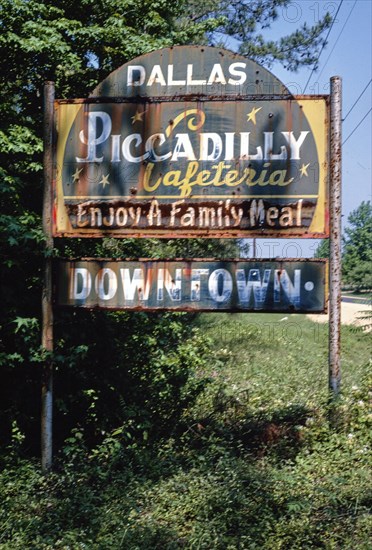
0 0 221 450
183 0 332 70
0 0 334 454
314 239 329 258
342 201 372 290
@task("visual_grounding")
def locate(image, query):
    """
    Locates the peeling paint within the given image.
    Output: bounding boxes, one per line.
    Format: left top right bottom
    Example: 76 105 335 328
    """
56 259 327 313
53 47 329 238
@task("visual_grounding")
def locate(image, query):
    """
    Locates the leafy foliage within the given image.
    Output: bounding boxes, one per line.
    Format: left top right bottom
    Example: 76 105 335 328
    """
314 201 371 290
0 0 334 452
314 238 329 258
53 311 212 450
342 201 372 290
183 0 332 71
0 0 222 448
0 3 367 546
0 314 371 548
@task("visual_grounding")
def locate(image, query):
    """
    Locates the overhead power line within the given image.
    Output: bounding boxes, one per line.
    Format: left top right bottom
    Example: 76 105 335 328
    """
303 0 344 93
342 78 372 122
342 108 372 145
316 0 357 82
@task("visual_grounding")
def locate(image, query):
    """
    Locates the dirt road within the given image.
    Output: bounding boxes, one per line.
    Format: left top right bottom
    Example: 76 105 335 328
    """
307 301 371 330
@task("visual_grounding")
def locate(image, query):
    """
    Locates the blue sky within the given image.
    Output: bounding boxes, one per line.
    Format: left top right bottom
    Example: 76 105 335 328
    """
244 0 371 257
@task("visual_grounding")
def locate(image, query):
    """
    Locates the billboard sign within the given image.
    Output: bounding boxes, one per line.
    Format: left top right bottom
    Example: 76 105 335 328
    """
56 259 327 313
54 47 328 238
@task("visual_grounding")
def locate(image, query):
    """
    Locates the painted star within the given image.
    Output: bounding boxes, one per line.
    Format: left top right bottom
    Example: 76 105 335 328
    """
247 106 262 125
72 167 83 182
300 163 310 177
131 109 146 124
99 174 110 188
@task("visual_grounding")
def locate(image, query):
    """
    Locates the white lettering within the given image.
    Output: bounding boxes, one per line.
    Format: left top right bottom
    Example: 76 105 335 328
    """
264 132 288 160
168 65 186 86
127 65 146 87
228 62 247 85
240 132 263 160
281 131 309 160
111 135 121 162
76 112 112 163
250 199 265 226
170 200 184 226
208 269 232 302
199 133 223 161
145 133 171 162
71 268 91 300
157 269 182 301
122 134 149 163
224 133 235 160
207 64 226 85
186 64 207 86
236 269 271 307
120 268 152 300
95 268 117 300
147 200 162 226
147 65 166 86
274 269 301 306
171 134 196 161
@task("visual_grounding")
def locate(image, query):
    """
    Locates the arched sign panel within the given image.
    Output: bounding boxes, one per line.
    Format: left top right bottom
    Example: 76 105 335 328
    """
54 46 328 238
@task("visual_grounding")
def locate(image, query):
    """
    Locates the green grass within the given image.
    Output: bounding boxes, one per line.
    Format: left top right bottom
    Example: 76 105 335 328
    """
0 314 371 549
196 312 370 404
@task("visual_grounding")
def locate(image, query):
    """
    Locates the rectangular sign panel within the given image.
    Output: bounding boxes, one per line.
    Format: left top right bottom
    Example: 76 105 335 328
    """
56 259 327 313
54 97 328 238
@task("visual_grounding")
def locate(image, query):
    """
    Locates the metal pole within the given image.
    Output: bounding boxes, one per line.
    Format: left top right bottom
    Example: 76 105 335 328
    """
329 76 342 399
41 81 55 471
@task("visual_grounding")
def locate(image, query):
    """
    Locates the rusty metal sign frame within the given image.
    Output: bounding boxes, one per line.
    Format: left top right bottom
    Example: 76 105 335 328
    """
55 257 328 314
53 95 329 239
52 46 330 239
41 46 341 473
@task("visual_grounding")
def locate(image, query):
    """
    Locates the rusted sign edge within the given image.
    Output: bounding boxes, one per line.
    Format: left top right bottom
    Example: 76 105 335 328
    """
55 304 328 313
54 96 329 239
52 229 330 239
55 95 330 105
55 256 328 263
54 258 328 314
